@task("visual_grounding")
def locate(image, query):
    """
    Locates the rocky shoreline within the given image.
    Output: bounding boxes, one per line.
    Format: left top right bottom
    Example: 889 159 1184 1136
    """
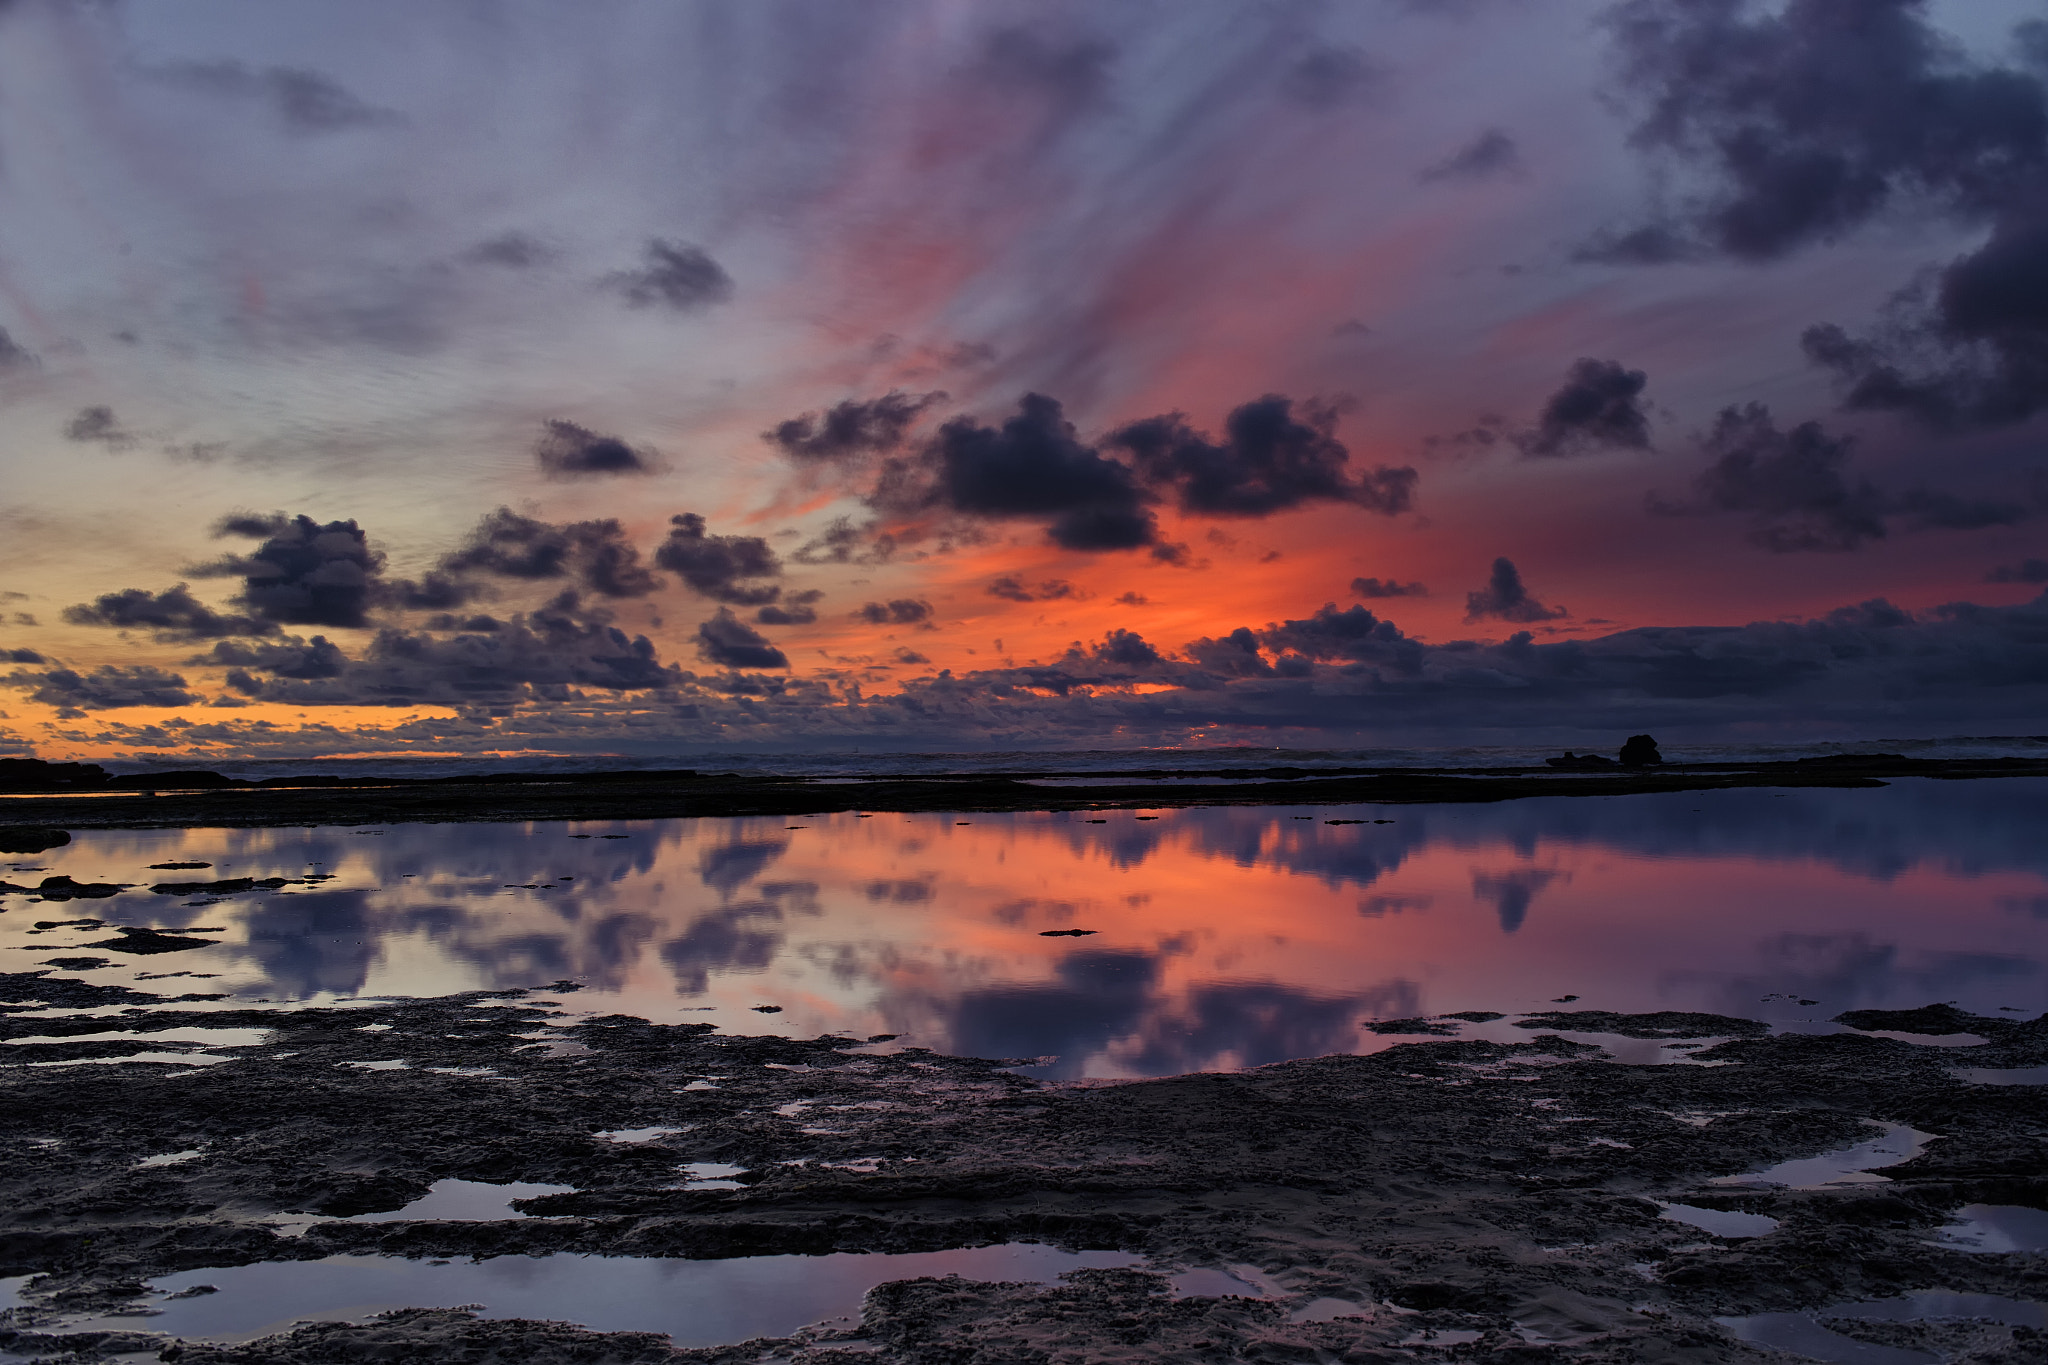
3 965 2043 1363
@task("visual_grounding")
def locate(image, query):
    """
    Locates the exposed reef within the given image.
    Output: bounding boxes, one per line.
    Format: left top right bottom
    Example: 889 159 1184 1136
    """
2 973 2043 1362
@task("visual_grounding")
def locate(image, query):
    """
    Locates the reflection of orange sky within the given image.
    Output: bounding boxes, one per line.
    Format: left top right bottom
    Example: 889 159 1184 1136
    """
18 809 2041 1079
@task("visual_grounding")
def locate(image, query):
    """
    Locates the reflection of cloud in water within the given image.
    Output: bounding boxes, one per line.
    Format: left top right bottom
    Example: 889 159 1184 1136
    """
661 899 784 994
1359 895 1432 918
1469 868 1567 934
1116 978 1418 1077
1668 933 2042 1018
946 950 1159 1069
930 948 1413 1079
238 889 382 997
18 780 2047 1076
697 839 788 897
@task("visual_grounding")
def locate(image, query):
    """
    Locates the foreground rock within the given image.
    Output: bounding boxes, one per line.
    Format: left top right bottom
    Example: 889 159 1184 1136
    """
1 974 2043 1362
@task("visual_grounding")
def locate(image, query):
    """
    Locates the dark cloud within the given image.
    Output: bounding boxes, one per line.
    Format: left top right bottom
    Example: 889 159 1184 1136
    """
1090 628 1162 669
853 598 934 627
437 509 573 580
1263 603 1417 663
435 508 659 600
835 391 1411 554
790 517 896 566
1889 486 2031 532
63 584 275 641
1803 211 2048 429
384 572 485 612
154 61 402 134
1517 359 1652 457
1184 626 1274 678
981 26 1116 107
1420 128 1521 182
1464 558 1567 623
696 607 789 670
198 514 384 628
1351 576 1427 599
893 647 931 666
1109 394 1416 517
654 514 781 605
920 394 1157 551
1600 0 2048 261
756 590 823 626
463 233 551 268
1599 1 2048 430
610 239 734 312
534 419 658 480
1988 558 2048 584
210 635 349 682
8 666 195 713
1652 404 2033 549
216 594 681 706
64 406 135 446
986 576 1082 602
765 391 944 462
212 511 293 539
1574 223 1701 266
1657 404 1887 552
0 327 34 370
1284 45 1377 109
3 648 42 664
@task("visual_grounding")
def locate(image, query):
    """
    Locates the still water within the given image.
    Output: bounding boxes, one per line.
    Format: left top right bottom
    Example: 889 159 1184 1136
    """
6 779 2045 1078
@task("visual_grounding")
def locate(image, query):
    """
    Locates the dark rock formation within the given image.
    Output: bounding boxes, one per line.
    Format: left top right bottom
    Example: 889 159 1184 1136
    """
1619 734 1663 766
0 826 70 853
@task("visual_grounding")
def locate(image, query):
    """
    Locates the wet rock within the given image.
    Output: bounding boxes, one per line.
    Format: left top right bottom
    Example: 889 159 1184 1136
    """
40 957 113 971
4 997 2045 1363
0 1328 167 1359
0 826 71 853
1512 1011 1770 1039
1038 929 1099 937
150 877 297 896
1619 734 1664 767
1544 753 1615 770
30 877 129 901
1362 1018 1459 1035
78 926 222 955
149 862 214 871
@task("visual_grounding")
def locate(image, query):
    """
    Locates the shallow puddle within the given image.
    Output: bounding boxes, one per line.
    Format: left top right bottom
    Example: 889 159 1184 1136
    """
1656 1202 1780 1238
1709 1122 1935 1190
1717 1311 1937 1364
1930 1204 2048 1253
51 1245 1144 1347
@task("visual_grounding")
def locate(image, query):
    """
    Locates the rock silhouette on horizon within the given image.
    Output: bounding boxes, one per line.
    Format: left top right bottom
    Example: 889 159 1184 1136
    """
1619 734 1663 767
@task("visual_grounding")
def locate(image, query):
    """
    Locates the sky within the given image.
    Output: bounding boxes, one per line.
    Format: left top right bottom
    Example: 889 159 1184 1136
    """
3 0 2047 763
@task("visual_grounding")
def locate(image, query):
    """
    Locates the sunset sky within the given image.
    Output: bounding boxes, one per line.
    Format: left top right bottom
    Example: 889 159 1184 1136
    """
4 0 2047 762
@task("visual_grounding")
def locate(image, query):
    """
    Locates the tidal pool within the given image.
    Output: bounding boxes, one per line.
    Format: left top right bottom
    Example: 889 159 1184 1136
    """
6 778 2046 1078
42 1245 1144 1346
